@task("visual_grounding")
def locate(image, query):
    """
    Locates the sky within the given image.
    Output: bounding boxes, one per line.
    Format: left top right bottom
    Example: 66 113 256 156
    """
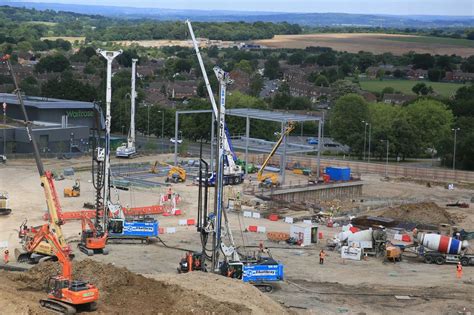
8 0 474 16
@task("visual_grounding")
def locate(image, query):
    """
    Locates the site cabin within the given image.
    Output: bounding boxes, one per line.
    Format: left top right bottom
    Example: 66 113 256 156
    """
424 251 474 266
290 224 318 246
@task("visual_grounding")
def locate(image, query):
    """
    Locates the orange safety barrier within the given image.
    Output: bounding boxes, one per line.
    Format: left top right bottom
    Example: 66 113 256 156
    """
267 232 290 241
43 205 165 221
248 226 258 232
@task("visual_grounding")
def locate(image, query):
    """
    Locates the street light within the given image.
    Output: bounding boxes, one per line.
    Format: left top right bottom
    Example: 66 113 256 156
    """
380 139 389 177
367 123 372 163
452 128 460 170
361 120 368 161
157 110 164 153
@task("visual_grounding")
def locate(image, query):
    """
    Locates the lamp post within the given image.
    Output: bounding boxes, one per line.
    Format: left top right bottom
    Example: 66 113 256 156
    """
452 128 460 170
367 123 372 163
381 139 389 177
362 120 368 161
157 110 164 152
147 103 150 138
2 102 6 156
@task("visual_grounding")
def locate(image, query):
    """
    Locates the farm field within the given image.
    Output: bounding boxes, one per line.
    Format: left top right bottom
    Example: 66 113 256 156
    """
359 79 467 97
253 33 474 56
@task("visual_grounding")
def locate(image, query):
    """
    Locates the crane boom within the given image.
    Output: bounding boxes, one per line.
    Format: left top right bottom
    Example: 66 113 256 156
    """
186 20 241 175
1 54 68 254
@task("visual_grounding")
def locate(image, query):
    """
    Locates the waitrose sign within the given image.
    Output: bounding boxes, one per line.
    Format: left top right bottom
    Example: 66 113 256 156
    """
66 110 94 118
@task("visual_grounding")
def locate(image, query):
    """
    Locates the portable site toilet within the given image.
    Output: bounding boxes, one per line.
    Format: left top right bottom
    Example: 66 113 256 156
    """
290 223 318 246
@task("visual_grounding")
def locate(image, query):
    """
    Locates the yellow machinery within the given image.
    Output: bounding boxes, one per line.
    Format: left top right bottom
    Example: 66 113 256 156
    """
257 122 295 188
166 166 186 183
151 161 186 183
2 54 69 263
64 179 80 197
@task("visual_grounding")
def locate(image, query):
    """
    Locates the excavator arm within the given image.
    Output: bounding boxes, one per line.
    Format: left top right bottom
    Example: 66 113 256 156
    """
26 224 72 279
257 122 295 185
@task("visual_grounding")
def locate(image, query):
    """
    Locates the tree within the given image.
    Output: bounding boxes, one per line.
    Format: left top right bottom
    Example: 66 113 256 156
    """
317 51 337 67
207 45 219 58
116 49 139 68
314 75 329 87
428 68 446 82
41 71 98 102
263 57 281 80
234 59 253 74
460 55 474 73
406 99 453 151
412 82 433 95
449 85 474 117
393 69 406 78
412 53 435 70
288 51 305 65
381 87 395 96
249 73 264 97
330 94 369 156
330 80 359 100
35 54 70 73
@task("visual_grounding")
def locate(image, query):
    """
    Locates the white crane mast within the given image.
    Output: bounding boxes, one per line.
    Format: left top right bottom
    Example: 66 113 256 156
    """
97 49 122 226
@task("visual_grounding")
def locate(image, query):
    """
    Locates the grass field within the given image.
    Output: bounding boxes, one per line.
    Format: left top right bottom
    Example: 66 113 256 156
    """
253 33 474 57
359 79 466 97
385 36 474 48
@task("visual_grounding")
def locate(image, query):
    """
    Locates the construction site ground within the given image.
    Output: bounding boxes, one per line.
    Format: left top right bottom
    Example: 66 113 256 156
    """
0 155 473 314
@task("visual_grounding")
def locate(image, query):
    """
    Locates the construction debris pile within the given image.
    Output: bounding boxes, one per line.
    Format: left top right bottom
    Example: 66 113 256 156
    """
6 259 286 314
378 202 454 225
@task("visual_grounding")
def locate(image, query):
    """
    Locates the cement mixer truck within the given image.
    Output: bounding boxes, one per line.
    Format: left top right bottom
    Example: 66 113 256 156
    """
415 232 473 266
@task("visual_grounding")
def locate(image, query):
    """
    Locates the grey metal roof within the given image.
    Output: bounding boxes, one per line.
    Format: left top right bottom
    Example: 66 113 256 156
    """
0 93 96 109
226 108 321 123
231 136 317 154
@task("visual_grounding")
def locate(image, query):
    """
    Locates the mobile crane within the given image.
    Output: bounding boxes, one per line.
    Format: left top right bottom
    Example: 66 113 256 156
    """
1 54 70 263
186 20 244 186
116 58 138 158
257 122 295 188
25 224 99 314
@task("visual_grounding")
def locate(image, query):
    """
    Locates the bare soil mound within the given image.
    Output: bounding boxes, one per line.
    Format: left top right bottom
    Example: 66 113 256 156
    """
6 259 286 314
378 202 453 225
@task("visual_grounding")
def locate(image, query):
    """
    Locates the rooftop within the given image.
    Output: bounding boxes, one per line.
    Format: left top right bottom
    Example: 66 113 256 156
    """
0 93 96 110
226 108 321 123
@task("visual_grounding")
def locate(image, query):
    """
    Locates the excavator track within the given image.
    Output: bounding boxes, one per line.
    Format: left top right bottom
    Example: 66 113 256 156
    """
39 299 76 315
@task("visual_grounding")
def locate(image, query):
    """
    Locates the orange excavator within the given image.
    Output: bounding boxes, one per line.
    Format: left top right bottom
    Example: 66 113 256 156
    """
26 224 99 314
78 215 108 256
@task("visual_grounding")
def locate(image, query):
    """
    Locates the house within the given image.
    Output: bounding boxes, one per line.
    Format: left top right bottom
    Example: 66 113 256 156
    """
288 81 331 103
229 69 251 94
167 81 197 99
452 70 474 82
359 91 377 103
383 93 416 105
407 69 428 80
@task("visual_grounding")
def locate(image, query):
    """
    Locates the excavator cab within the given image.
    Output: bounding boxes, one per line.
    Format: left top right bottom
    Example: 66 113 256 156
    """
43 276 99 313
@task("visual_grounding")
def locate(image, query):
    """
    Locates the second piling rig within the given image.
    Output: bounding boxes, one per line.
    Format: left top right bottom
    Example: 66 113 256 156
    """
1 54 70 263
